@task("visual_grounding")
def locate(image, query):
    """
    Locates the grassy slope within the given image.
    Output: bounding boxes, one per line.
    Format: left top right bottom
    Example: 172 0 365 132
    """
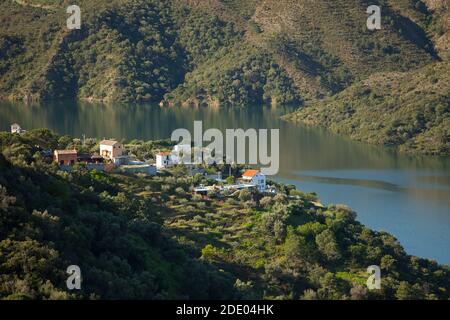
280 1 450 155
174 0 438 103
250 0 436 97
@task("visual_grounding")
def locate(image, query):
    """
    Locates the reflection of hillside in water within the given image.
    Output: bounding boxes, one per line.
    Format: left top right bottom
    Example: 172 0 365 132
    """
285 170 450 204
0 100 449 175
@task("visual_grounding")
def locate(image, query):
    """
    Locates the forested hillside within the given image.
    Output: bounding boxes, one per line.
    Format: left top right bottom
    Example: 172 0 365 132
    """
284 62 450 155
0 129 450 299
0 0 446 106
0 0 298 105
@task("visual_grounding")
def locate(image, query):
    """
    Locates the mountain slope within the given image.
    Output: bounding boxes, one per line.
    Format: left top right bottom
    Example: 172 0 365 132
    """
1 129 449 299
248 0 437 99
0 0 444 105
284 61 450 155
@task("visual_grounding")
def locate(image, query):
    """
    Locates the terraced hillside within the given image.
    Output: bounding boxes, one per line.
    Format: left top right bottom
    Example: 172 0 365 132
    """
1 129 449 299
0 0 444 105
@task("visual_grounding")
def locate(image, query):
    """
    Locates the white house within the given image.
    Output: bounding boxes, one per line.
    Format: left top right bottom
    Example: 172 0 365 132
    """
156 152 173 169
11 123 22 134
241 169 266 192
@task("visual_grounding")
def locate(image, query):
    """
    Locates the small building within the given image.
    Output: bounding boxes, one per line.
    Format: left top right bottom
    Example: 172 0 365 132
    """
77 153 105 171
193 183 256 196
241 169 266 192
156 152 173 169
91 154 104 163
54 150 77 166
11 123 22 134
100 140 123 159
194 185 214 196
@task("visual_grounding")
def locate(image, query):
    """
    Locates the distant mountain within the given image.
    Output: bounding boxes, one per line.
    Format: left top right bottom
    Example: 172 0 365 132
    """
0 0 446 106
281 1 449 155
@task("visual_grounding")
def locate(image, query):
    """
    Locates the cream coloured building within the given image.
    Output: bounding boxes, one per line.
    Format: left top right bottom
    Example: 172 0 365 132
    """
100 140 123 159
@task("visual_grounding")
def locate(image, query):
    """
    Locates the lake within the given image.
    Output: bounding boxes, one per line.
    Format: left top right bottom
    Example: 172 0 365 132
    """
1 100 449 264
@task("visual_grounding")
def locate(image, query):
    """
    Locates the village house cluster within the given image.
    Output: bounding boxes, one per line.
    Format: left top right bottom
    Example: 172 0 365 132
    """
155 144 191 169
155 145 269 194
11 124 269 194
193 169 269 196
53 139 157 175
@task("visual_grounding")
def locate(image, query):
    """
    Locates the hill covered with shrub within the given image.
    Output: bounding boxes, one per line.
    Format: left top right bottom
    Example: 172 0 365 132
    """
0 0 446 106
284 62 450 155
0 129 449 299
1 0 448 154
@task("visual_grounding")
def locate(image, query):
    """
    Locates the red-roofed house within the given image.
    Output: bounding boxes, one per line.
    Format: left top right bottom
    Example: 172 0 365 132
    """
241 169 266 192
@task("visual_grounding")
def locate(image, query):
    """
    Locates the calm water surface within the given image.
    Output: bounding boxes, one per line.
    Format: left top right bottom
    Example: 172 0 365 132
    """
1 101 449 264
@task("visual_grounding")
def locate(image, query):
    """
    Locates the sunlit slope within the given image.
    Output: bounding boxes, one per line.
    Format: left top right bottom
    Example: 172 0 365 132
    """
284 62 450 155
0 0 445 105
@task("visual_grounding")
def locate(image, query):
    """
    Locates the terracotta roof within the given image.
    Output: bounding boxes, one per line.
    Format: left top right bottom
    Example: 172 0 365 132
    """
157 152 172 156
54 150 77 155
100 140 120 146
242 169 260 178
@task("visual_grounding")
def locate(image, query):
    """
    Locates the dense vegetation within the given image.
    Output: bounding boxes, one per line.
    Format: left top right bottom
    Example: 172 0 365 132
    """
284 62 450 155
1 0 448 105
0 0 300 105
1 129 449 300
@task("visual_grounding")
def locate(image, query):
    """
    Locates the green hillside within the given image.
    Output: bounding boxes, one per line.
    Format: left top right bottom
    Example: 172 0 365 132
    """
0 0 444 105
284 62 450 155
1 129 449 299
